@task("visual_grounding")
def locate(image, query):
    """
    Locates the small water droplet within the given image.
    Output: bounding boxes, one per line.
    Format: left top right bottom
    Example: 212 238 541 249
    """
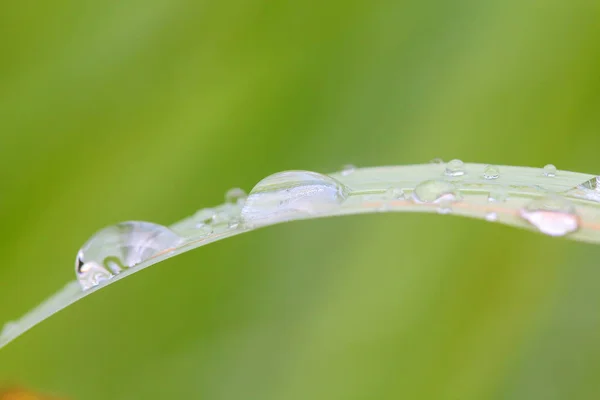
483 165 500 180
485 211 498 221
413 180 458 204
520 195 579 237
437 199 453 214
445 159 465 177
225 188 247 205
228 218 241 229
340 164 356 176
75 221 183 290
488 187 508 203
192 208 216 225
241 170 349 226
385 187 405 200
211 211 231 224
430 158 444 164
543 164 557 177
193 223 213 236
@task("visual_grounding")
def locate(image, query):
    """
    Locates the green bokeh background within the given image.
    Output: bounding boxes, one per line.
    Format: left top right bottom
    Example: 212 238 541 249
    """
1 1 600 399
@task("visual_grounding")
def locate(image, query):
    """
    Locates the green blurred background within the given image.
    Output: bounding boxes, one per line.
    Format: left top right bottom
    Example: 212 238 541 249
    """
1 1 600 399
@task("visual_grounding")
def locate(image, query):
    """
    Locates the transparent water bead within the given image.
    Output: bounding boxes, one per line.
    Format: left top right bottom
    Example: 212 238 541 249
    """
76 221 183 290
385 187 405 200
488 187 508 203
225 188 247 205
340 164 356 176
192 223 213 237
445 159 465 177
241 170 349 226
485 211 498 221
437 199 453 214
519 195 579 237
483 165 500 180
413 179 459 204
543 164 557 177
429 158 444 164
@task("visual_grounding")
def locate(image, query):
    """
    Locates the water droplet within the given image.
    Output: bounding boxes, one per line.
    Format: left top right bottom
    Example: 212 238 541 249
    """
488 187 508 203
483 165 500 180
429 158 444 164
445 159 465 177
413 180 458 204
241 170 349 226
485 211 498 221
228 217 241 229
437 199 453 214
340 164 356 176
76 221 183 290
385 187 405 200
211 211 230 224
225 188 247 205
193 223 213 236
543 164 557 177
193 208 216 225
519 195 579 237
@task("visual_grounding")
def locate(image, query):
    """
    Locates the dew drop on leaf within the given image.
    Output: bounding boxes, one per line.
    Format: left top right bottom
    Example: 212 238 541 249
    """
543 164 557 177
340 164 357 176
225 188 247 205
445 159 465 177
413 179 458 204
483 165 500 180
75 221 183 290
385 187 405 200
519 195 579 236
241 170 349 226
488 187 508 203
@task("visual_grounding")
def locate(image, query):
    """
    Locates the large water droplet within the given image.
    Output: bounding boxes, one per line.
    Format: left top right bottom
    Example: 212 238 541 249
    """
445 159 465 177
225 188 247 205
519 195 579 237
76 221 183 290
340 164 356 176
241 170 349 226
543 164 557 177
413 180 458 204
483 165 500 180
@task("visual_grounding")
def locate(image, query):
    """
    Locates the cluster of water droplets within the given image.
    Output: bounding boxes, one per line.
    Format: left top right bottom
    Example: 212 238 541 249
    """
73 161 598 292
4 160 600 351
76 170 352 290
